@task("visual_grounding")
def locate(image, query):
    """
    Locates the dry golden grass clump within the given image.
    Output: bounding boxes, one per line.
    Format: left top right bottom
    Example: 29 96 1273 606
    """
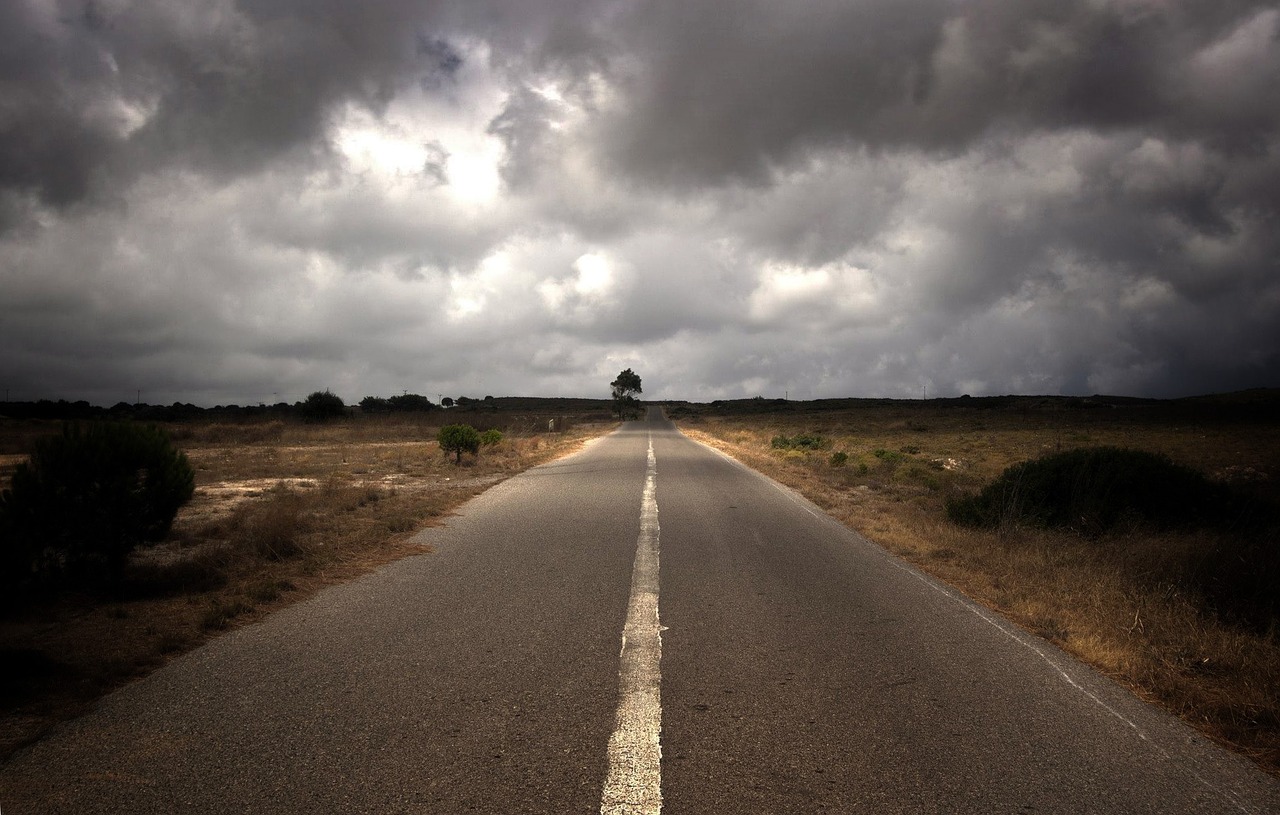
676 399 1279 774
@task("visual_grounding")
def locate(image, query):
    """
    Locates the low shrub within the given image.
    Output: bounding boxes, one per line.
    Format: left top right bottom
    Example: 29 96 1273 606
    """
0 422 195 589
792 433 828 450
946 447 1244 535
480 429 504 446
829 451 849 467
771 433 828 451
947 446 1280 627
438 424 481 464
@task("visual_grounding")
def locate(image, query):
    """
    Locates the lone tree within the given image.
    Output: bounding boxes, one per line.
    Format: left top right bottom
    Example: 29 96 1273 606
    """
438 424 481 464
610 368 643 419
300 389 345 422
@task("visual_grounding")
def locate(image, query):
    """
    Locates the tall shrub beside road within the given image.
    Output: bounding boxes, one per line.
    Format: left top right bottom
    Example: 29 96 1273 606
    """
0 422 195 590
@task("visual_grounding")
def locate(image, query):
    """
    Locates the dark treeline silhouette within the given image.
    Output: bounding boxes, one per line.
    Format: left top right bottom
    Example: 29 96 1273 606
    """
1 393 619 423
0 399 286 422
359 394 439 413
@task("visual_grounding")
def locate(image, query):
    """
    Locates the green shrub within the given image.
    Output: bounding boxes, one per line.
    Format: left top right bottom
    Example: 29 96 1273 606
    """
438 424 481 464
0 422 195 588
829 451 849 467
299 389 345 422
480 429 504 446
873 448 905 463
771 433 828 451
946 446 1240 535
792 433 827 450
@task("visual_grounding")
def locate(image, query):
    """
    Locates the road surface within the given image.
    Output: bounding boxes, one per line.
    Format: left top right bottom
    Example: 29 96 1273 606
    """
1 409 1276 813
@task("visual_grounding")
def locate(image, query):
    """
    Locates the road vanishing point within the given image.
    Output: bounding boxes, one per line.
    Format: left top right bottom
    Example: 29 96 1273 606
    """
2 408 1277 813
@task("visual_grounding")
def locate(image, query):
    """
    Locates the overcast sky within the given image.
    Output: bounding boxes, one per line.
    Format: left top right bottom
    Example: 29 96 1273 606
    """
3 0 1279 406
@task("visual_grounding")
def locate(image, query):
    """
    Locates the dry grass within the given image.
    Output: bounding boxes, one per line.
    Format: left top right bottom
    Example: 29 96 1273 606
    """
676 401 1280 775
0 413 614 760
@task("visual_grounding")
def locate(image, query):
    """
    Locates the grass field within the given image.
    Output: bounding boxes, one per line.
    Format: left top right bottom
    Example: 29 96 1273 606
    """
0 408 615 760
669 393 1280 775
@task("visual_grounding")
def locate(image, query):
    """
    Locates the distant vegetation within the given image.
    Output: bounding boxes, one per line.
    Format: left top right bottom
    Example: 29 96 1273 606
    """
359 393 439 413
0 393 619 424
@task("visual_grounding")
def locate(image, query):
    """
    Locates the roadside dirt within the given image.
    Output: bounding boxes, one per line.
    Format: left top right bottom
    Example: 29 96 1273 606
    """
0 420 613 761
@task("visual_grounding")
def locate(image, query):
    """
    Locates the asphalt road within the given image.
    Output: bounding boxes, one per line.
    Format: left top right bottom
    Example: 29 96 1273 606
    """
2 409 1277 813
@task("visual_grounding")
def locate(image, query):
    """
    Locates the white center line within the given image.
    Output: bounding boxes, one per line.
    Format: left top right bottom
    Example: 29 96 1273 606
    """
600 433 663 815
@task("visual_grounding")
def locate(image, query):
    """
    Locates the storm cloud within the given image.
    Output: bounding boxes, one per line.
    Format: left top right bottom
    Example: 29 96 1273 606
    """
2 0 1278 405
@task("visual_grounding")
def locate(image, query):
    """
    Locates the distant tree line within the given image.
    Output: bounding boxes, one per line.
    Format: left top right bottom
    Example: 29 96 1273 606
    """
0 392 439 423
359 393 440 413
0 399 285 423
0 392 549 424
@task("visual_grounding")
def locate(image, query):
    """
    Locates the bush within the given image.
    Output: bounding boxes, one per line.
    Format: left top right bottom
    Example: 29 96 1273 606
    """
792 433 827 450
387 393 437 412
829 451 849 467
0 422 195 588
300 389 345 422
946 446 1242 535
771 433 828 451
438 424 481 464
948 446 1280 628
480 429 504 446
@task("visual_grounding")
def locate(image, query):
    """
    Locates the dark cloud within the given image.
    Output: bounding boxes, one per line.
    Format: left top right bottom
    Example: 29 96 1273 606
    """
0 0 471 218
581 1 1280 185
1 0 1277 405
